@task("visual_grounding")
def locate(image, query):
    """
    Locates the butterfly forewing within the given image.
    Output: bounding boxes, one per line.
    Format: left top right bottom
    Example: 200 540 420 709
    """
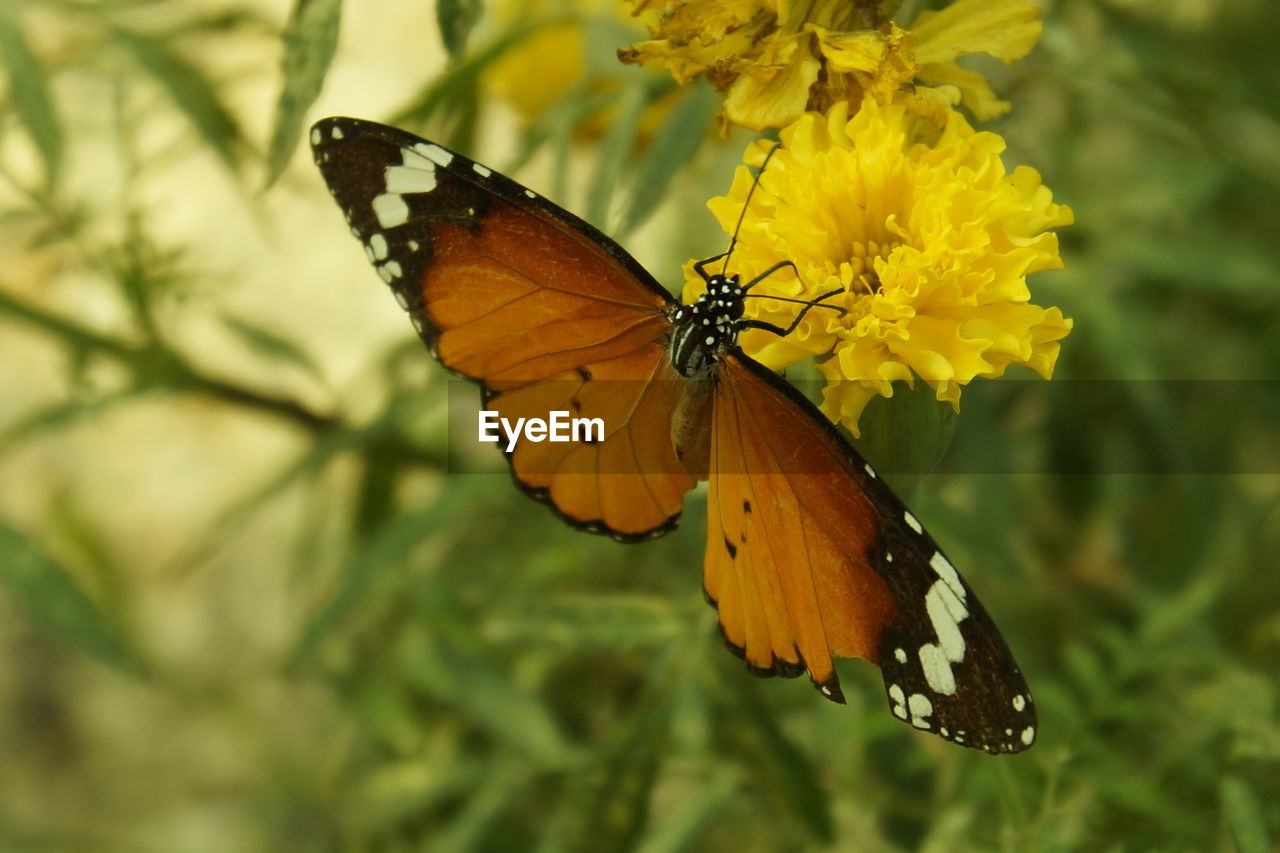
311 117 694 539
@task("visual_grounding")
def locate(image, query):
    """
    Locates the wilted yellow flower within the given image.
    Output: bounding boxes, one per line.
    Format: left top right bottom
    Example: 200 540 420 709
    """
682 98 1073 434
621 0 1042 129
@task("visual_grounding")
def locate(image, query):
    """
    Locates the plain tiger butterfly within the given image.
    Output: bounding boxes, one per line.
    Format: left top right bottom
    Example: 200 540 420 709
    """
311 117 1036 753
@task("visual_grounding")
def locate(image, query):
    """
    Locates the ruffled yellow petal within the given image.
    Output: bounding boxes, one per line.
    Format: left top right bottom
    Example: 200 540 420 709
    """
909 0 1042 66
724 43 820 130
916 61 1010 120
685 98 1072 434
623 0 1044 128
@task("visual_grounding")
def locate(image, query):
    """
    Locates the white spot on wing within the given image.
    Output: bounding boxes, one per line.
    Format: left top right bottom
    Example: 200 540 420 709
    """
904 511 923 535
416 142 453 167
930 551 965 601
369 233 388 260
472 163 492 177
310 127 321 146
382 260 403 279
1012 694 1026 712
331 125 344 140
918 643 957 694
400 147 434 171
372 193 409 227
926 580 969 662
908 693 933 729
524 189 536 198
385 164 437 194
894 647 907 664
865 463 876 478
888 684 907 720
1021 726 1035 745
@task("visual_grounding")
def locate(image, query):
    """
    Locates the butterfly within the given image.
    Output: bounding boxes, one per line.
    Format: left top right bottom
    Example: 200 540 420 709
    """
311 117 1037 753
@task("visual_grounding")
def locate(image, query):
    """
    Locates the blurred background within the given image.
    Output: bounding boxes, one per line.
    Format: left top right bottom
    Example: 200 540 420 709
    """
1 0 1277 850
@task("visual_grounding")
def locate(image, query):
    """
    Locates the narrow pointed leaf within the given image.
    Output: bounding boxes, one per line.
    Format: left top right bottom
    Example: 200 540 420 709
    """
617 80 717 238
263 0 343 189
113 25 246 172
0 12 63 188
436 0 482 59
0 524 141 676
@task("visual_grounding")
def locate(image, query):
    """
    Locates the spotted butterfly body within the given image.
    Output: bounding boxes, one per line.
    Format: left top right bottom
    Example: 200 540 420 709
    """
311 116 1037 753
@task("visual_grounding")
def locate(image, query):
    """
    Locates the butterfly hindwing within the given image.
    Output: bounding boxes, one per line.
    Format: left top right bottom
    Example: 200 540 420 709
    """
709 352 1036 753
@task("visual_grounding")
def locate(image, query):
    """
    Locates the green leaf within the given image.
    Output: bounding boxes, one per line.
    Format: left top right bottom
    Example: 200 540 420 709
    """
635 771 736 853
1220 776 1269 853
219 311 326 383
435 0 483 59
0 389 143 454
543 691 673 853
389 19 550 127
432 763 531 852
112 24 246 172
853 379 956 491
0 523 141 676
617 80 718 238
724 678 833 842
286 488 476 670
263 0 343 189
487 593 684 652
0 11 63 188
395 620 579 767
585 81 648 228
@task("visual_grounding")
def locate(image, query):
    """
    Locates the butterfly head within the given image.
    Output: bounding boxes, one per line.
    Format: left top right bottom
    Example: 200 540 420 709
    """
669 273 747 379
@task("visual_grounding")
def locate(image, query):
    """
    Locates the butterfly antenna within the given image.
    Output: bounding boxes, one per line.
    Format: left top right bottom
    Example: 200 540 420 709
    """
721 142 782 276
743 289 847 317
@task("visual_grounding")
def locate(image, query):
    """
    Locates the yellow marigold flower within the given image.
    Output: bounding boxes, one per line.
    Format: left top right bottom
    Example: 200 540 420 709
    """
621 0 1043 129
681 98 1073 434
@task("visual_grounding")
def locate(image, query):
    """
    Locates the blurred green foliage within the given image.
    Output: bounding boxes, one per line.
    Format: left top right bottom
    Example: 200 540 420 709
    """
0 0 1277 850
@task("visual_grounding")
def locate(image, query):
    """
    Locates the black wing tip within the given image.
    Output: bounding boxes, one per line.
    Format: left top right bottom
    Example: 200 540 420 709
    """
932 719 1038 755
884 680 1038 754
815 675 846 704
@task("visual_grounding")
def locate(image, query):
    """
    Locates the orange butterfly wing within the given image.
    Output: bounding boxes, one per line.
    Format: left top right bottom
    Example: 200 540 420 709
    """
312 118 695 538
706 352 1037 753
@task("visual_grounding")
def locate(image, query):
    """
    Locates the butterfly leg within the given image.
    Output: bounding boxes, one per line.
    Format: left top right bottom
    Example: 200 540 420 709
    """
693 252 730 282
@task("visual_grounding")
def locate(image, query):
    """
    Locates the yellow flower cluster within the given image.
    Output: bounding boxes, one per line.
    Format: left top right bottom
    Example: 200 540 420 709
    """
632 0 1074 434
620 0 1043 130
683 98 1073 433
487 0 1072 436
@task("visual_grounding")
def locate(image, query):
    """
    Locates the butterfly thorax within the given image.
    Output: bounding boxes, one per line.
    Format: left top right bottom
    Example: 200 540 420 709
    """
669 273 746 379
